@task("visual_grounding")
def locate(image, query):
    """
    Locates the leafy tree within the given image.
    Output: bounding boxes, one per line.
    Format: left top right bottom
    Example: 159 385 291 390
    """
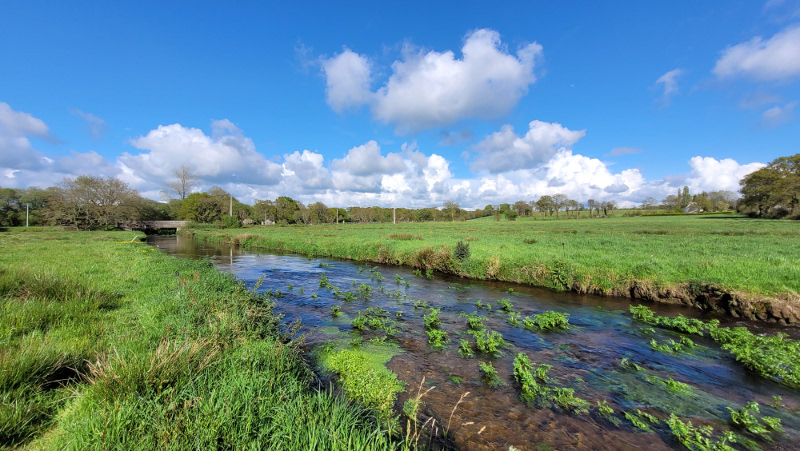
443 201 461 221
535 195 555 217
178 193 224 223
641 197 658 211
680 186 691 208
513 200 531 216
552 194 568 218
414 208 434 222
662 194 680 212
44 176 139 229
740 154 800 217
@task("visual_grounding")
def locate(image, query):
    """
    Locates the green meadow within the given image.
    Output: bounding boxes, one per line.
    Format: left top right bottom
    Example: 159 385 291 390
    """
0 229 393 450
188 214 800 304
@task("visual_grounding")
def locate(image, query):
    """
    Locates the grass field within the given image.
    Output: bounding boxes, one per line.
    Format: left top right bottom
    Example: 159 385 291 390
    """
187 214 800 312
0 229 394 449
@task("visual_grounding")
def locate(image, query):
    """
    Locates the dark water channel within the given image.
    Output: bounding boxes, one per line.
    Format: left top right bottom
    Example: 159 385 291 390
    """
149 235 800 450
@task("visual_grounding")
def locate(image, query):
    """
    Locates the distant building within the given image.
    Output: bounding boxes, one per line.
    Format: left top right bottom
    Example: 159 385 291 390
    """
683 202 703 214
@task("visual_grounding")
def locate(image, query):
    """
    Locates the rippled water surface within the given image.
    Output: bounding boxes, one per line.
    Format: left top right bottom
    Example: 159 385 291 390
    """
150 235 800 450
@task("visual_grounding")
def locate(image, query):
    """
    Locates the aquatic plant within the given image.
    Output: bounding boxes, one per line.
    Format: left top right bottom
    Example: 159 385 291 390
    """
524 311 570 331
471 329 506 357
423 308 442 329
479 361 504 388
728 401 783 437
459 339 474 358
552 388 590 414
357 283 372 299
632 305 800 387
624 411 653 432
497 298 513 312
507 311 521 327
325 349 403 421
459 311 485 330
311 292 318 299
427 328 448 349
620 358 645 372
666 414 738 451
425 269 434 279
331 306 342 317
413 269 422 277
319 273 332 289
342 291 357 302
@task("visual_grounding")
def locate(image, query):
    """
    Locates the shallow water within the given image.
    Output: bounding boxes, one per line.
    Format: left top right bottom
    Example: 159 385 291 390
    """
150 235 800 450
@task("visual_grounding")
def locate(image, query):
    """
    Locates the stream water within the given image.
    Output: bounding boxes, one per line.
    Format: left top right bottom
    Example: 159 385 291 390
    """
149 235 800 450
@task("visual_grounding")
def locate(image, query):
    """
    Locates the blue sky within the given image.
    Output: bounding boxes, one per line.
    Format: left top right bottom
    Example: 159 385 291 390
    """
1 0 799 208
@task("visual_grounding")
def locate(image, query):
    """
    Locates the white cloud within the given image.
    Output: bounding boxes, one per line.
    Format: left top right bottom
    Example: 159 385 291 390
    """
654 68 684 105
281 150 333 190
69 108 107 140
0 102 55 170
471 120 586 173
320 29 543 133
331 140 407 176
713 24 800 81
761 101 797 126
121 119 283 189
684 156 765 193
320 48 372 113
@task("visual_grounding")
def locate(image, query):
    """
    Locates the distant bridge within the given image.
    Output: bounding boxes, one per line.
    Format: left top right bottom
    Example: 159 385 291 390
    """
120 220 189 231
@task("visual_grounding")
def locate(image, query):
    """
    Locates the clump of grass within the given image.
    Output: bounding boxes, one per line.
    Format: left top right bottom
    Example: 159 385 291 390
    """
479 361 504 388
523 311 570 331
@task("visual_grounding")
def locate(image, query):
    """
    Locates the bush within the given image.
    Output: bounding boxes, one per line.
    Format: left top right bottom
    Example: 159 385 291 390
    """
506 210 519 221
219 215 242 229
454 240 470 261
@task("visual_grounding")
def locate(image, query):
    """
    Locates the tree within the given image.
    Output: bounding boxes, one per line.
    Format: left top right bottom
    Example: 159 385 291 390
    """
162 165 200 200
552 194 568 218
641 197 657 211
443 201 460 221
513 200 531 216
44 176 139 229
662 194 680 212
739 154 800 217
308 202 330 224
680 186 691 208
535 196 555 218
587 199 596 218
178 193 224 223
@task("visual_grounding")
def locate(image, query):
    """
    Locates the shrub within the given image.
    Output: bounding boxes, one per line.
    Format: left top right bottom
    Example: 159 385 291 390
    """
219 215 242 229
454 240 471 261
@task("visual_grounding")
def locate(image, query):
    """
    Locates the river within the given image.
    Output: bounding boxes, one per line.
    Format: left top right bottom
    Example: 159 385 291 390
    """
149 235 800 450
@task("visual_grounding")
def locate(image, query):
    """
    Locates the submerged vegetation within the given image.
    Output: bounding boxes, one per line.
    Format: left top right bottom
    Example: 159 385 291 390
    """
631 305 800 387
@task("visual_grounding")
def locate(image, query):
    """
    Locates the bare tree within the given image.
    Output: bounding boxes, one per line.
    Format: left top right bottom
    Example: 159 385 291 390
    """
552 194 569 219
443 201 460 221
162 165 200 200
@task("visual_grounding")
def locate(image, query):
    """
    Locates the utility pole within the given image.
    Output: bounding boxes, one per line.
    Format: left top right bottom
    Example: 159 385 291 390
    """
336 208 339 224
229 194 233 216
393 201 396 224
26 204 29 227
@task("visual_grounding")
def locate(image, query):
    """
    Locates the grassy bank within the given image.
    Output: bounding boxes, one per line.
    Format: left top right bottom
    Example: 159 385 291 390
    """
185 214 800 322
0 229 394 449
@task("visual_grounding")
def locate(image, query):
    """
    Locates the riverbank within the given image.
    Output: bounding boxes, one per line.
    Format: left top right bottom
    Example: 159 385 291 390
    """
0 229 393 449
184 215 800 324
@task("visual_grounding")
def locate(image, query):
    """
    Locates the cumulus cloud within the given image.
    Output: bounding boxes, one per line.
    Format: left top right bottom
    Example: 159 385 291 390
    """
121 119 283 189
684 156 765 193
281 150 333 191
0 102 55 170
761 101 797 126
320 48 372 113
319 29 543 133
654 68 684 105
331 140 407 176
471 120 586 173
713 24 800 81
70 108 107 140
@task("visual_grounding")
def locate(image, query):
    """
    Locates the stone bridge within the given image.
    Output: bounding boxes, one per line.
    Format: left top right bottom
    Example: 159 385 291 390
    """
120 220 189 231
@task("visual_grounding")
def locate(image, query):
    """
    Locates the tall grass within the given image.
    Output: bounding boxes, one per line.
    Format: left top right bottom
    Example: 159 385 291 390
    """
0 230 395 449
